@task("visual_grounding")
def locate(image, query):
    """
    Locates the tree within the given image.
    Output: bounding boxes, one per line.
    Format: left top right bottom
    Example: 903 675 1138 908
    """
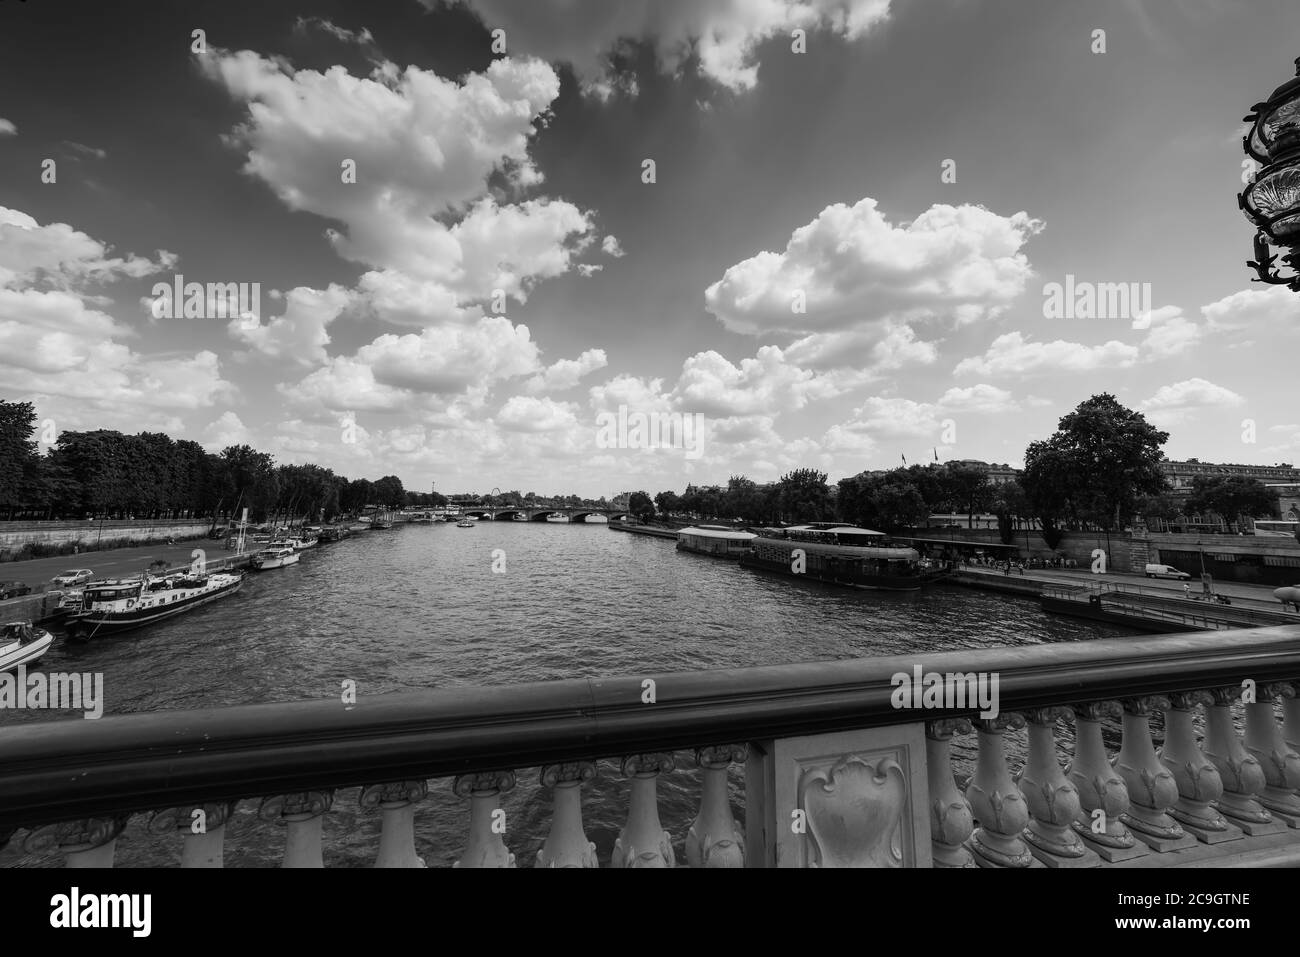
372 475 406 508
990 481 1028 545
1186 476 1278 525
1022 394 1169 550
654 490 681 516
0 400 41 516
628 491 655 523
944 463 993 528
777 468 831 523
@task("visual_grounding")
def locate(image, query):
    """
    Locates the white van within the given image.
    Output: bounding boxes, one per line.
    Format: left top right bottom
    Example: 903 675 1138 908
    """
1145 563 1190 580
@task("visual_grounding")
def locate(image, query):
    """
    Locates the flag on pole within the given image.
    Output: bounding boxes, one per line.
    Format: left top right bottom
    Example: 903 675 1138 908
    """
933 448 939 463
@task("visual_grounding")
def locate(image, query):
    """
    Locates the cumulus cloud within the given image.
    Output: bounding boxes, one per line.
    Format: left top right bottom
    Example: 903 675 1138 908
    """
447 0 894 93
1140 377 1245 425
705 199 1042 338
954 331 1138 377
287 315 543 413
602 234 625 257
202 411 254 450
523 348 608 393
228 284 354 365
0 206 174 290
823 385 1017 451
495 395 580 432
0 118 15 136
1202 285 1300 336
200 48 595 305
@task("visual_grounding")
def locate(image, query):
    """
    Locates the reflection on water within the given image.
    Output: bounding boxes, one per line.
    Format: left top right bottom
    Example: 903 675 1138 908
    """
2 523 1138 867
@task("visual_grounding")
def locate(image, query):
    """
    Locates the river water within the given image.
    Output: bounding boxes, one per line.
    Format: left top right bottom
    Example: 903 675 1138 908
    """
1 522 1137 867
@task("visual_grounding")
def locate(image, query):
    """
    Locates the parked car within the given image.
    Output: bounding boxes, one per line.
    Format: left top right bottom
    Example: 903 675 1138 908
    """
1144 563 1191 580
50 568 95 587
0 580 32 600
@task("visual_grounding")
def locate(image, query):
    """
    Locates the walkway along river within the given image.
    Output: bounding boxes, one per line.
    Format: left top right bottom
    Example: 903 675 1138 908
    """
0 522 1138 867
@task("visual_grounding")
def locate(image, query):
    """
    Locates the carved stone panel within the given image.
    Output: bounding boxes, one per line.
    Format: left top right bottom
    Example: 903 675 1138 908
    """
771 724 931 868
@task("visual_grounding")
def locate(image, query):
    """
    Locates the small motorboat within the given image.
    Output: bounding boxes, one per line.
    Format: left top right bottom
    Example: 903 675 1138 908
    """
251 546 300 570
456 519 476 528
0 620 54 672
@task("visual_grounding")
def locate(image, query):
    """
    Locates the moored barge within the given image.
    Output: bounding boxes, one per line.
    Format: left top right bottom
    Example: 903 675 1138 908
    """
740 523 946 591
676 525 757 559
65 571 244 641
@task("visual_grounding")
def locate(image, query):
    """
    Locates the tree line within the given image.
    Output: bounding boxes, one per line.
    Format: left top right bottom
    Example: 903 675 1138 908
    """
0 400 446 524
630 395 1283 541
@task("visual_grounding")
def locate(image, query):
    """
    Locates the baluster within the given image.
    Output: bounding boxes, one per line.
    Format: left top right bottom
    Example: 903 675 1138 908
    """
1114 696 1199 852
1244 684 1300 827
537 762 598 868
359 780 428 868
1017 708 1098 867
24 816 129 867
1158 692 1241 844
686 745 745 868
1066 702 1147 862
612 753 676 868
1284 681 1300 755
926 718 975 867
453 771 516 868
147 802 238 867
258 790 334 867
965 713 1041 868
1204 686 1287 836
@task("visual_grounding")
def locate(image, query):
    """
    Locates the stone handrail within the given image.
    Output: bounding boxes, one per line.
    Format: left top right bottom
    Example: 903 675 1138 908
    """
2 625 1298 867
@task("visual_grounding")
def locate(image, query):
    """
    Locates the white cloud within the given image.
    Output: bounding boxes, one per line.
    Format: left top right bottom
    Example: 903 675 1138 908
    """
1202 285 1300 335
1140 377 1245 425
228 284 353 365
495 395 580 432
523 348 608 393
0 206 174 290
954 331 1138 376
705 199 1042 337
577 263 603 277
449 0 895 93
202 411 254 450
0 118 15 136
602 234 625 257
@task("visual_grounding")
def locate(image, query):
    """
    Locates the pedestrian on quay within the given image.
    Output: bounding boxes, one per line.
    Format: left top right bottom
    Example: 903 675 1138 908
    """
1183 583 1191 598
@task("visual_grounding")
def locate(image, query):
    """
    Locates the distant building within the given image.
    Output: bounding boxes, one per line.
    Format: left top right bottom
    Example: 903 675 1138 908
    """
1160 459 1300 493
949 460 1020 486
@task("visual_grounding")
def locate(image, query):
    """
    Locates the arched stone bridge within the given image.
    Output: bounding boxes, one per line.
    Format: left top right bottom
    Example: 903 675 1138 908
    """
453 507 630 523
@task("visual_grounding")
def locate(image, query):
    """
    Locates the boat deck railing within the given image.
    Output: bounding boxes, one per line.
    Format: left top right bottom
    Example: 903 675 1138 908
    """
2 625 1300 867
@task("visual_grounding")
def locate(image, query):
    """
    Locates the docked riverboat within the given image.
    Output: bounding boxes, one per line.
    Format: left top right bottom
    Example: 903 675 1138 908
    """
676 525 757 559
252 546 300 570
740 524 945 591
0 621 54 672
65 571 244 641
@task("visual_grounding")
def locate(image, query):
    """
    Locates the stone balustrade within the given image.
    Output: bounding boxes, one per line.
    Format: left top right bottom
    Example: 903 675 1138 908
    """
2 625 1299 867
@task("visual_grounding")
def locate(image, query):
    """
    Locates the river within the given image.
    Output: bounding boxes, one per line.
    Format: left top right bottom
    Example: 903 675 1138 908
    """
1 521 1138 867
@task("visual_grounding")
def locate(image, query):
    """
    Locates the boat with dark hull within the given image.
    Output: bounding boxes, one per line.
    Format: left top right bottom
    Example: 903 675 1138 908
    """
64 571 244 641
740 524 946 591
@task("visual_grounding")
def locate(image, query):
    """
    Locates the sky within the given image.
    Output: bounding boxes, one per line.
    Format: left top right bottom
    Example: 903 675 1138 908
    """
1 0 1298 497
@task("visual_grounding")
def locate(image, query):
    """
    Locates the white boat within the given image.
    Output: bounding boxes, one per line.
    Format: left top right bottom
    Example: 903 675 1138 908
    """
456 519 476 528
0 621 54 672
546 514 570 523
65 572 244 641
251 546 300 570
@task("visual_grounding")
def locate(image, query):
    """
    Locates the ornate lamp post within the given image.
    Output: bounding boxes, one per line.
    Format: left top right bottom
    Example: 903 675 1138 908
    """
1241 58 1300 290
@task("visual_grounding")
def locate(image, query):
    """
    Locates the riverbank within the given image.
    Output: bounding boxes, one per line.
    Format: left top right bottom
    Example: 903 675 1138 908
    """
0 520 211 563
607 523 680 539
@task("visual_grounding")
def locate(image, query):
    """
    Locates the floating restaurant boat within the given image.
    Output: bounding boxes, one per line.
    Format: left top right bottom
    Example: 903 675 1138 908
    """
740 523 945 591
65 571 244 641
0 620 54 672
252 546 300 570
676 525 757 559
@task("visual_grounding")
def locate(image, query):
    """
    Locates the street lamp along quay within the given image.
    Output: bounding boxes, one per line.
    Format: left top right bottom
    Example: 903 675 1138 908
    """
1241 57 1300 291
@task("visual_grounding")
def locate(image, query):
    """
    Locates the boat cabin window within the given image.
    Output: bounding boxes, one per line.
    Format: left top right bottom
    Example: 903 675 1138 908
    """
85 585 140 602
